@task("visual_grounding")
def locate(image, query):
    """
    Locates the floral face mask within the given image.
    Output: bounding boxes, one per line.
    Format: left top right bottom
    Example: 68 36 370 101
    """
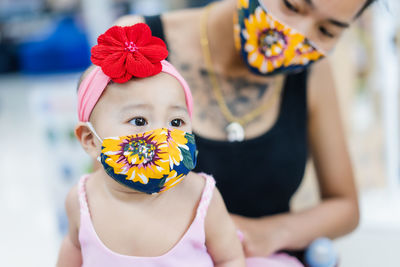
234 0 325 75
88 123 197 194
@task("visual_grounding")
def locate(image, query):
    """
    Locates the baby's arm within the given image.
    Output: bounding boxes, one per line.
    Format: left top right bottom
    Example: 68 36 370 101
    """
56 185 82 267
205 188 246 267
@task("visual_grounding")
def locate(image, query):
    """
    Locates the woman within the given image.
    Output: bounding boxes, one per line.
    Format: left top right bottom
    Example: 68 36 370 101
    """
115 0 375 261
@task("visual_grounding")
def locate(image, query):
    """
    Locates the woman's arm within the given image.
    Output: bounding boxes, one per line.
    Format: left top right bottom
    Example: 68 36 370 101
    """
56 185 82 267
205 188 246 266
233 58 359 257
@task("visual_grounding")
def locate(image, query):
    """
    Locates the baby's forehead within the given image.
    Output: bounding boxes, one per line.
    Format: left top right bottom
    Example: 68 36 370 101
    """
101 73 188 110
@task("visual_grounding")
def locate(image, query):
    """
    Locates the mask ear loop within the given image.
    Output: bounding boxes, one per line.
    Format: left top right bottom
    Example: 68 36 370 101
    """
86 122 103 142
86 122 103 162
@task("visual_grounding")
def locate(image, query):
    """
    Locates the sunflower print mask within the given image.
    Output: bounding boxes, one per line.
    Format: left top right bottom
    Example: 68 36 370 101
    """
234 0 324 75
88 124 197 194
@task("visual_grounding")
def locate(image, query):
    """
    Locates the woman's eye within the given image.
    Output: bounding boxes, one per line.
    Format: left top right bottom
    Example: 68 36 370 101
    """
129 117 148 126
319 26 335 38
170 119 184 127
283 0 299 13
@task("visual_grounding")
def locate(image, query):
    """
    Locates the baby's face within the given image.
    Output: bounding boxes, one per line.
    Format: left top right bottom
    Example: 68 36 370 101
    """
90 72 192 139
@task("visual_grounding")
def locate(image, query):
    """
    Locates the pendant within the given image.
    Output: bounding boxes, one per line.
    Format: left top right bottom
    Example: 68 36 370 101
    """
226 122 245 142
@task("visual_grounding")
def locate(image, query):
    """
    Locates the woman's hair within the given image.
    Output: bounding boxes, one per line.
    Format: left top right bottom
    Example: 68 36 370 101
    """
357 0 376 17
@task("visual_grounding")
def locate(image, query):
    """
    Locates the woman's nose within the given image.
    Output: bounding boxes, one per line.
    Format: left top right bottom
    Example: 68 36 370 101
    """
290 17 316 40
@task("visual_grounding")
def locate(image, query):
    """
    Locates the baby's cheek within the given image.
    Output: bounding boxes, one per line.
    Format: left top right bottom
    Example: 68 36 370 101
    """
183 121 193 134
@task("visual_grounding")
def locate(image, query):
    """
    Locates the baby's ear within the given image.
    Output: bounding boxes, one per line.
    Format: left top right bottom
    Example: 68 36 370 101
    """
75 122 100 159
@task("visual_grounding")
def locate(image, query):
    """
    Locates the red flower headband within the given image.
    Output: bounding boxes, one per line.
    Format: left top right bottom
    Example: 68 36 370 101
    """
77 24 194 122
91 23 168 83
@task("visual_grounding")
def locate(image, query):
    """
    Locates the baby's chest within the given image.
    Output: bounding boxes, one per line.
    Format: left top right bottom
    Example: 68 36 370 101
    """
88 203 196 257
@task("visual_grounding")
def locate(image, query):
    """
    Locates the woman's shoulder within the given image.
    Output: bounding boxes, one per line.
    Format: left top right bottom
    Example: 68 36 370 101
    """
114 14 144 26
114 9 202 58
307 58 337 115
114 8 200 27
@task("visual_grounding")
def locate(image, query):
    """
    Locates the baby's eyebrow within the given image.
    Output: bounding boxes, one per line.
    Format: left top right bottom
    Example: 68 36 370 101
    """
120 103 152 112
169 105 188 113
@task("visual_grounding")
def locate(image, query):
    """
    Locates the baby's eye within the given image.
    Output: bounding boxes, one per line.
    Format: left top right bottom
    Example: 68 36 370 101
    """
129 117 148 126
170 119 184 127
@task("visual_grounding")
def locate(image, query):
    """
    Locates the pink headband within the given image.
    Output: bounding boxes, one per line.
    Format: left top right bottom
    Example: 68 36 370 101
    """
77 60 193 122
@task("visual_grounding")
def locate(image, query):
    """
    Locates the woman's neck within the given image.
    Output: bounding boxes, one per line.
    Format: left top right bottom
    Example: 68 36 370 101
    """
205 0 244 75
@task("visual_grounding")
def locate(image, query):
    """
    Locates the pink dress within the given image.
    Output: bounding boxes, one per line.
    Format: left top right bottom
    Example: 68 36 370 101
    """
78 173 303 267
246 254 304 267
78 173 215 267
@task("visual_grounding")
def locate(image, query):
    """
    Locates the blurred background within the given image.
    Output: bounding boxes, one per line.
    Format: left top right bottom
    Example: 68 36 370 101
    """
0 0 399 266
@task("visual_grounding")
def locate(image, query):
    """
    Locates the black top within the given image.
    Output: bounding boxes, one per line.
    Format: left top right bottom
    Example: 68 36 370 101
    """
145 15 309 218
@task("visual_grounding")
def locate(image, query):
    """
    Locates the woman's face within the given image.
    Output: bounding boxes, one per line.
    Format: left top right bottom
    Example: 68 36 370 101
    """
261 0 369 52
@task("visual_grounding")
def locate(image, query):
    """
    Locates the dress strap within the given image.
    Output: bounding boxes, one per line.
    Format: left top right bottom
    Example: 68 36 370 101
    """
144 15 168 49
78 175 90 215
279 68 309 124
196 173 216 219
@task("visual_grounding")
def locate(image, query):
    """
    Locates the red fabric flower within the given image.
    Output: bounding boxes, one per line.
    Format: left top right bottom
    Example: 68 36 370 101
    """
91 23 168 83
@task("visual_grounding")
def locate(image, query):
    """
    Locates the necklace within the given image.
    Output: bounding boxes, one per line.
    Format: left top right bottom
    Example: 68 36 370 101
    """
200 3 283 142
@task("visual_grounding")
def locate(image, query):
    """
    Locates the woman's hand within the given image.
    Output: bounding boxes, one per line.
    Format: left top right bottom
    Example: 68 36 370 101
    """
231 214 291 257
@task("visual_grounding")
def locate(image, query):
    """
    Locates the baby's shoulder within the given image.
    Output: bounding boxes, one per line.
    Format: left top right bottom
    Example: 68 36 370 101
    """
183 171 206 189
179 172 215 200
65 184 80 227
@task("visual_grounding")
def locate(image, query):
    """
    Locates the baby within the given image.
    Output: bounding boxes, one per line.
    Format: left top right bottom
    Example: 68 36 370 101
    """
56 24 245 266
